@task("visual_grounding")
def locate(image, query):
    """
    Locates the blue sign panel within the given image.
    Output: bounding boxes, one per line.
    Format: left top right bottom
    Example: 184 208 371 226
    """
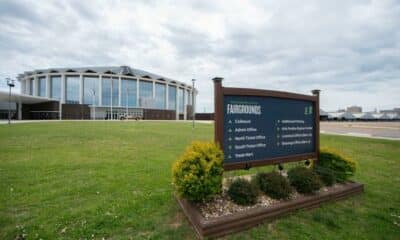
223 95 315 164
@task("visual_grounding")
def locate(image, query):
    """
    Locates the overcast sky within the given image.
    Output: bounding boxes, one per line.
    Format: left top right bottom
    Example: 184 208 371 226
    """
0 0 399 112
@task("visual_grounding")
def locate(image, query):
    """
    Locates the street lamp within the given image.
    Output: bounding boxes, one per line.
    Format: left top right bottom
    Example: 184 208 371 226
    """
91 89 96 120
110 76 113 120
6 78 15 125
192 79 196 129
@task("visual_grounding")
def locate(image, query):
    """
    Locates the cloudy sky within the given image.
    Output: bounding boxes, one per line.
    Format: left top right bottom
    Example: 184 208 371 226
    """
0 0 399 112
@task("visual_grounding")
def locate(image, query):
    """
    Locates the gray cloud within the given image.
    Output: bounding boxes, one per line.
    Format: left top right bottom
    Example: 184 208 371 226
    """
0 0 399 112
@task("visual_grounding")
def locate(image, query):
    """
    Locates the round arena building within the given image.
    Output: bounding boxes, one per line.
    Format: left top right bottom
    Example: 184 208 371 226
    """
16 66 197 120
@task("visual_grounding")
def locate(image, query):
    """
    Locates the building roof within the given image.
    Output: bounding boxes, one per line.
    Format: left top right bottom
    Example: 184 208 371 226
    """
320 109 329 116
0 90 58 104
359 112 375 119
327 112 343 118
352 113 363 119
340 112 356 119
17 66 192 88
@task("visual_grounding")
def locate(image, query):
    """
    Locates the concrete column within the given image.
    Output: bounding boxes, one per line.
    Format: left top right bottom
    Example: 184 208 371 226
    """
190 89 193 105
59 101 62 120
99 75 102 106
136 78 140 107
175 86 179 120
183 89 187 120
33 76 38 96
118 76 122 107
152 81 156 98
79 74 83 104
61 74 66 104
165 84 169 110
46 74 51 98
26 79 30 95
18 100 22 120
20 80 23 94
152 81 156 109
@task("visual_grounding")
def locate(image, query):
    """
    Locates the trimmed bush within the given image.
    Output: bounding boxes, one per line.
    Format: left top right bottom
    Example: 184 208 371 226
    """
172 141 224 202
255 172 292 200
288 166 322 194
314 166 336 186
228 178 258 205
318 148 356 182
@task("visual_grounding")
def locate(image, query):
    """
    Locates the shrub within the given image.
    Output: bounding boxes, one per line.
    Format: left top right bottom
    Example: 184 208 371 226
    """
172 141 224 202
288 166 322 194
228 178 258 205
314 166 336 186
318 148 356 182
255 172 292 199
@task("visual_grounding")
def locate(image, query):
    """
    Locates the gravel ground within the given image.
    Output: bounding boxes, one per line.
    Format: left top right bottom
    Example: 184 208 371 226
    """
197 174 345 220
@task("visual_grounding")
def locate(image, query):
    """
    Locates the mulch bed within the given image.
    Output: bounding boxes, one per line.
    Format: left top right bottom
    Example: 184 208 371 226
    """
176 175 364 239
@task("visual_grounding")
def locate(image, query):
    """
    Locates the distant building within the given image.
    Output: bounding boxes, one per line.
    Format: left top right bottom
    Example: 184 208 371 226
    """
380 108 400 115
346 106 362 113
0 66 197 120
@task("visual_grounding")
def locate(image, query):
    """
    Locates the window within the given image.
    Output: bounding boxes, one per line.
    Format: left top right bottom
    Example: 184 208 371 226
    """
154 83 166 109
38 77 46 97
168 85 176 110
29 78 34 95
121 78 137 107
178 88 184 113
66 75 80 104
139 80 153 108
83 76 99 105
102 77 119 106
50 76 61 100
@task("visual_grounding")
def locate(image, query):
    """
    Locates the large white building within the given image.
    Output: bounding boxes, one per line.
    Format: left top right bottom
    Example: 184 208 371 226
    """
11 66 197 120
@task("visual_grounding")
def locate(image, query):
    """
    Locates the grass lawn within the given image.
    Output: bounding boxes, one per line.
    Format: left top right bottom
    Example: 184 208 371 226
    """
0 121 399 239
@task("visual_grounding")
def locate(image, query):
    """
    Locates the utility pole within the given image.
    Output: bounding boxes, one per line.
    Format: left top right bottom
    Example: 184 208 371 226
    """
6 78 15 125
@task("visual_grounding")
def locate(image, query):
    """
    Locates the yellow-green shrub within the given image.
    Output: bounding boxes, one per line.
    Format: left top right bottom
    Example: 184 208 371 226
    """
172 141 224 202
318 148 356 182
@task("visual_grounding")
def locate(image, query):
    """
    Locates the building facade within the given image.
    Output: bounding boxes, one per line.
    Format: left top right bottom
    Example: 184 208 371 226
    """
346 106 362 113
16 66 197 120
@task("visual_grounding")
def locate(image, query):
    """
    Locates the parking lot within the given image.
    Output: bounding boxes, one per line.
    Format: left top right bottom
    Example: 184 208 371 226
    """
321 122 400 140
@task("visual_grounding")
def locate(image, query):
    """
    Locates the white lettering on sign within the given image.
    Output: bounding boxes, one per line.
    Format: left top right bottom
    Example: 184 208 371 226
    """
227 104 261 115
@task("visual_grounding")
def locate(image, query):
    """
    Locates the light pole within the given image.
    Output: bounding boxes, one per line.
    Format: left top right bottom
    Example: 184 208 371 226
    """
91 89 96 120
192 79 196 129
110 76 113 120
6 78 15 125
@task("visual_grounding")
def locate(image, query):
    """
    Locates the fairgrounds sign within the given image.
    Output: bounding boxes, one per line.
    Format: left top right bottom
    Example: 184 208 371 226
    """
213 77 320 170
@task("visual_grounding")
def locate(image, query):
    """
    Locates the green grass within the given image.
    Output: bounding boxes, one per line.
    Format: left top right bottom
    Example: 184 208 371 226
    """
0 121 399 239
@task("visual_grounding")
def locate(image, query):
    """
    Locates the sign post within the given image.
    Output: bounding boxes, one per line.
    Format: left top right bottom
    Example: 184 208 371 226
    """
213 77 320 171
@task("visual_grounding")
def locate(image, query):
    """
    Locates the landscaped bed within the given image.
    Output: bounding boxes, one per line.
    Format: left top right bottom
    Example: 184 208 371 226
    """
197 175 360 220
173 142 364 239
177 179 363 239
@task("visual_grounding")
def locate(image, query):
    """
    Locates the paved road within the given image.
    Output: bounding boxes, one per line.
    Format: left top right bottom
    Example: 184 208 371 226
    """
321 122 400 140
